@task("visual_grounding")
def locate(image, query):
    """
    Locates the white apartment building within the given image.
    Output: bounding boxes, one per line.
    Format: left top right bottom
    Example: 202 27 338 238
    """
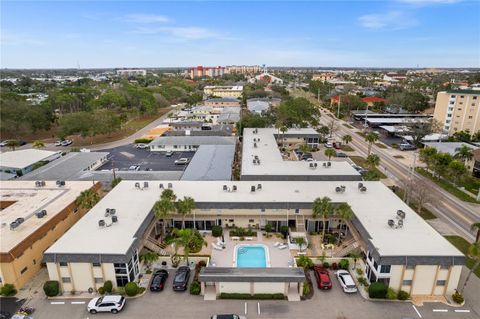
204 86 243 99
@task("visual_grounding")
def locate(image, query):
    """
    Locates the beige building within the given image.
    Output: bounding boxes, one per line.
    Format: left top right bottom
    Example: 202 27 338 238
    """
204 86 243 99
433 90 480 135
0 180 100 290
204 98 241 108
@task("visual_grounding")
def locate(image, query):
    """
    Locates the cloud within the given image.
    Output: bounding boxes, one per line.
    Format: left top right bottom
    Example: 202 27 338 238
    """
121 14 171 24
131 26 225 40
358 11 418 30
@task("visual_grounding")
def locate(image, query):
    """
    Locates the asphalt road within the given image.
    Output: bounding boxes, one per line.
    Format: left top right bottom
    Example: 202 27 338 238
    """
318 110 479 242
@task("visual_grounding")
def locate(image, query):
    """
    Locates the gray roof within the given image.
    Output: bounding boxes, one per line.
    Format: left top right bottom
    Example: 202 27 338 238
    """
0 172 17 180
181 145 235 181
21 152 109 181
423 142 478 156
150 136 236 146
247 100 270 113
206 97 240 102
199 267 305 282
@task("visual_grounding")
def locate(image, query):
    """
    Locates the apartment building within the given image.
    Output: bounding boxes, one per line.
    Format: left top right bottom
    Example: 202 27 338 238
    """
204 86 243 99
189 66 225 79
434 90 480 135
225 65 261 74
44 180 464 297
0 181 100 289
116 69 147 77
204 98 241 108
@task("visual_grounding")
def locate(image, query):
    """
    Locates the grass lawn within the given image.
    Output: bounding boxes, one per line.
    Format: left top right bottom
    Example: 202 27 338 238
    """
393 155 404 159
350 156 387 180
390 187 437 220
342 123 354 129
374 142 387 149
341 144 355 152
444 236 480 279
416 168 480 204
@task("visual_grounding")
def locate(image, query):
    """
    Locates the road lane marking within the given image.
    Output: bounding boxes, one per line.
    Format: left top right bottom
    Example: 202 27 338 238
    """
71 301 85 304
257 302 260 315
412 305 422 318
245 302 247 315
50 301 65 305
432 309 448 312
454 309 471 313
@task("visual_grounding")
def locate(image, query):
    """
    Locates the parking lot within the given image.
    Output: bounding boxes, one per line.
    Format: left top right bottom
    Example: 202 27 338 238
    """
97 145 195 172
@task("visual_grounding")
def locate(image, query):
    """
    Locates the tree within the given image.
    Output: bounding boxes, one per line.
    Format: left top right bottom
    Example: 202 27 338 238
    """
419 146 438 172
459 242 480 294
111 177 122 188
342 134 352 145
312 197 333 242
176 196 196 229
366 154 380 169
275 97 320 128
153 190 177 235
471 222 480 243
295 237 307 252
169 228 206 264
140 251 160 271
324 148 336 160
6 139 19 151
349 251 361 270
404 118 442 147
317 126 330 141
447 160 467 185
454 145 474 165
32 140 45 149
335 203 354 239
75 189 100 210
411 177 433 215
364 132 378 155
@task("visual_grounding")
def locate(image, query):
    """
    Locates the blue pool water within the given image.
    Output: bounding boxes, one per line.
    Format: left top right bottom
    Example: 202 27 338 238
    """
236 245 267 268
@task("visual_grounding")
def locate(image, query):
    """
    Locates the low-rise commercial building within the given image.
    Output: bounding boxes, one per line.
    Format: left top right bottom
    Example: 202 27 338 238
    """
0 149 61 176
0 181 100 290
116 69 146 77
204 86 243 99
204 98 241 108
149 136 236 152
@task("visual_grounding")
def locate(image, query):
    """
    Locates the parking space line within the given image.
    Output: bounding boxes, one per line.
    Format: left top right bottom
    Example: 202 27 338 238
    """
454 310 471 313
257 302 260 315
412 305 422 318
244 302 247 315
50 301 65 305
71 301 85 304
432 309 448 312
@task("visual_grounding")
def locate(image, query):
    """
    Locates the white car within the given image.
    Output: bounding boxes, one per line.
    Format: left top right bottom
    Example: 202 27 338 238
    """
54 140 63 146
135 143 149 149
174 158 189 165
128 165 140 171
336 270 358 293
87 295 125 314
61 139 72 146
324 142 333 148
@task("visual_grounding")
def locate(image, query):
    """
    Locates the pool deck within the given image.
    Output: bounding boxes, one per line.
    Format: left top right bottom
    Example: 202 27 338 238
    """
210 231 294 267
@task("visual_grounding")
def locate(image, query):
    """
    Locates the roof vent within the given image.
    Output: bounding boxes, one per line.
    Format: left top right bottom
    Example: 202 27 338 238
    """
35 210 47 218
159 183 164 189
98 220 106 227
223 185 228 191
257 184 262 190
111 215 118 223
144 182 149 188
168 183 173 189
232 185 237 192
251 186 256 192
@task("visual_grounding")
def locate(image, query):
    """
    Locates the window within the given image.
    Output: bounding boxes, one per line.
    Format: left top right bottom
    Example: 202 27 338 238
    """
436 280 446 286
59 262 68 267
94 277 103 284
62 277 71 283
380 265 391 273
460 96 464 98
33 259 36 265
20 267 28 274
406 265 415 270
440 265 449 269
469 116 473 119
295 209 300 214
447 114 452 118
249 219 254 223
449 101 455 105
473 96 477 100
402 280 412 286
261 208 265 213
451 95 456 98
93 263 101 267
228 219 234 223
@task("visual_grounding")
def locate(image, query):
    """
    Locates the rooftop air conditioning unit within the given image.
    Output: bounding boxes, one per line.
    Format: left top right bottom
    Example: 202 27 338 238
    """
144 182 149 188
388 219 395 228
309 163 314 168
327 162 331 167
35 210 47 218
168 183 173 189
111 215 118 223
232 185 237 191
109 209 116 215
98 220 106 227
56 180 65 187
257 184 262 190
223 185 228 191
397 219 404 228
358 183 364 189
10 221 20 230
15 217 25 225
314 163 318 168
397 210 406 219
251 186 256 192
359 186 367 192
159 183 164 189
135 182 141 189
254 143 257 148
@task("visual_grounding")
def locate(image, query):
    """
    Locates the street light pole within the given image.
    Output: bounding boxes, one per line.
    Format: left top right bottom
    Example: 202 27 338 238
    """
337 96 341 118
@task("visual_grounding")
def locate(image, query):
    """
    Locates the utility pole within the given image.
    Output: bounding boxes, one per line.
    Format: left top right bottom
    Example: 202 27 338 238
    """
364 103 369 128
337 96 341 119
406 153 417 205
317 87 320 104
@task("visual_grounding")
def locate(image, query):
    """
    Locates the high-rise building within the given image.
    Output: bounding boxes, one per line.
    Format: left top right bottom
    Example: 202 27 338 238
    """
433 90 480 135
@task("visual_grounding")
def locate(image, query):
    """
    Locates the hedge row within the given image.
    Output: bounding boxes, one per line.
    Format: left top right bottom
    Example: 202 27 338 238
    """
219 293 285 300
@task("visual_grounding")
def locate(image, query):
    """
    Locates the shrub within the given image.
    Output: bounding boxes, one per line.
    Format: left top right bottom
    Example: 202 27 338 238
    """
303 281 311 296
386 288 397 300
43 281 59 297
229 227 256 237
357 277 369 287
97 286 105 295
369 282 387 299
124 282 139 296
104 280 113 293
264 224 273 233
296 256 314 270
279 226 289 239
0 284 17 297
452 291 464 304
189 280 201 295
322 262 330 269
212 225 223 237
338 259 349 270
134 138 153 144
398 290 410 301
356 268 364 276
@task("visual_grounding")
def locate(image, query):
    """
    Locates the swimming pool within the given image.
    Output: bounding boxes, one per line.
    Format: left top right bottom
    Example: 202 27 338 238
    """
234 244 270 268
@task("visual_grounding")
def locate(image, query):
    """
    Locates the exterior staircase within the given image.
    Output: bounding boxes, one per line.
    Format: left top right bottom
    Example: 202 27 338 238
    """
143 238 169 256
295 214 306 232
333 239 359 257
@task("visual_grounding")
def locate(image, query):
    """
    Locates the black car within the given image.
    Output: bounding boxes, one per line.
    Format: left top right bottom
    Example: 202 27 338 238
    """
150 270 169 292
172 266 190 291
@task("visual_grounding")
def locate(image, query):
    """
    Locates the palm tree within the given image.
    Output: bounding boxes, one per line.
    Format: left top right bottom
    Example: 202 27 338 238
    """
317 126 330 141
161 189 177 201
176 196 196 229
364 132 378 155
324 148 336 160
336 202 354 239
471 222 480 243
32 140 45 149
350 251 361 270
312 197 333 242
342 134 352 145
140 251 160 271
6 140 19 151
170 228 206 264
295 237 307 252
459 242 480 294
75 189 100 209
153 197 176 236
454 145 474 165
366 154 380 169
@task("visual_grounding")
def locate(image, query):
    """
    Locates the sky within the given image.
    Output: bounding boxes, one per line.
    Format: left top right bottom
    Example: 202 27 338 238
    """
1 0 479 68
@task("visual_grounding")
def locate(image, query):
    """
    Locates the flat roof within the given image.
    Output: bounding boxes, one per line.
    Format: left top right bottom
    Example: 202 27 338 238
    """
355 113 431 118
44 180 463 259
199 267 305 282
20 152 109 181
150 136 236 146
204 86 243 90
0 149 60 169
241 128 360 180
367 118 431 124
0 180 94 253
181 145 235 181
423 142 478 156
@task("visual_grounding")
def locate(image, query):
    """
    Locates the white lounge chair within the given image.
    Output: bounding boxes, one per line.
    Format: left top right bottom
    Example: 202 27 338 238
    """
245 237 254 241
278 244 288 250
231 236 240 241
216 239 226 248
273 242 281 247
212 243 223 251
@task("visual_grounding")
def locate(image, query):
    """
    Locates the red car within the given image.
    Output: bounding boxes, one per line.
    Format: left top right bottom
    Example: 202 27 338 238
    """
314 266 332 290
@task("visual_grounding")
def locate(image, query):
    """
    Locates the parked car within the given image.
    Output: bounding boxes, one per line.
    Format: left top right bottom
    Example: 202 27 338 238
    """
313 266 332 290
210 315 247 319
61 139 72 146
399 143 417 151
150 269 169 292
301 153 313 161
174 158 190 165
333 142 342 150
336 270 357 293
128 165 140 171
135 143 149 149
87 295 125 314
54 140 63 146
335 152 348 158
165 151 174 157
324 142 333 148
172 266 190 291
0 140 26 147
